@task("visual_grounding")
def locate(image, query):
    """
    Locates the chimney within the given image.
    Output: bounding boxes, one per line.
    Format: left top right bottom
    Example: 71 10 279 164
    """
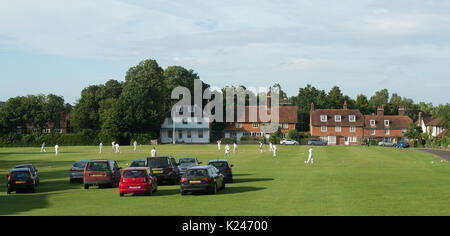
266 93 272 108
343 101 348 110
377 105 384 116
398 106 405 116
311 102 315 111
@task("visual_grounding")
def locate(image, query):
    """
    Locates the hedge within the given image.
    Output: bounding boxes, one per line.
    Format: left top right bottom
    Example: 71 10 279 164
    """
0 133 96 147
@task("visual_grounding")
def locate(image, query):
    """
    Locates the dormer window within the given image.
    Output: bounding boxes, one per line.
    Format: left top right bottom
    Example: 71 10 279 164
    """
320 115 327 122
335 115 341 122
384 120 390 126
349 115 356 122
370 120 376 126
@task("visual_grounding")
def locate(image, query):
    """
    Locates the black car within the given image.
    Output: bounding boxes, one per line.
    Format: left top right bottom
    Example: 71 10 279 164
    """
130 159 147 167
178 157 202 177
7 168 37 194
146 156 180 184
308 139 327 146
208 159 234 183
15 164 39 186
70 160 89 183
180 166 225 195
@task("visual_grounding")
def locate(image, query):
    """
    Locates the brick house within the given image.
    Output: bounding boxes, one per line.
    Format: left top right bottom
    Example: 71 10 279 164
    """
21 113 71 134
363 106 412 142
310 101 365 145
224 96 298 141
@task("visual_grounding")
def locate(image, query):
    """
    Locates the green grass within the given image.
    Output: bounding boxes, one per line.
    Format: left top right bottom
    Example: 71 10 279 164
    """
0 144 449 216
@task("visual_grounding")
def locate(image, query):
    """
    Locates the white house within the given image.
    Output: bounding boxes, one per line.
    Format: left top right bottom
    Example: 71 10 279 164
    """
160 105 211 144
418 112 447 138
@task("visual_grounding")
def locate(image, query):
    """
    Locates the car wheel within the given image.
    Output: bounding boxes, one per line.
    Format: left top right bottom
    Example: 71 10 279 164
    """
211 183 217 194
221 183 226 190
84 184 89 189
31 187 36 193
120 192 124 197
7 189 11 194
180 188 186 195
148 187 153 196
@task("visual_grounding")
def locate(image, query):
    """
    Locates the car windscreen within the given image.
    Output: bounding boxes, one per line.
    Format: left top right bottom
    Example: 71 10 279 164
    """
209 162 228 168
12 171 30 179
179 159 196 164
130 161 146 167
86 162 109 171
186 169 207 177
123 170 146 178
16 165 34 171
148 157 170 168
73 161 87 168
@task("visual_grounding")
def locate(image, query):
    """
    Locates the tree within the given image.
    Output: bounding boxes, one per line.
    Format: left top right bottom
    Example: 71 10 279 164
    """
369 88 389 111
355 94 371 114
295 84 327 131
326 86 345 109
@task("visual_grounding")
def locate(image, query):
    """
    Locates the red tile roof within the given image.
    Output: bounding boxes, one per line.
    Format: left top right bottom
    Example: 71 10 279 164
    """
310 109 364 127
364 115 412 129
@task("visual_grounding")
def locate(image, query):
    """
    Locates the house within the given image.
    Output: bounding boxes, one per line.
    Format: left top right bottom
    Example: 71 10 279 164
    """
223 96 298 141
160 105 211 144
417 112 447 138
363 106 412 142
310 101 365 145
19 113 71 134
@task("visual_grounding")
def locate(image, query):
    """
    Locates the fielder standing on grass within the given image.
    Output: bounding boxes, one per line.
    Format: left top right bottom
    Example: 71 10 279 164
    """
225 144 230 157
273 145 277 157
41 142 46 152
217 140 221 150
99 142 103 154
55 144 59 156
133 140 137 152
233 142 238 153
151 147 157 157
306 146 314 164
259 142 263 153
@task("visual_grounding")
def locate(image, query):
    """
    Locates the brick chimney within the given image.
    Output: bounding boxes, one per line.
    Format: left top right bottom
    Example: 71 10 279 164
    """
311 102 315 111
343 101 348 110
266 93 272 108
377 105 384 116
398 106 405 116
418 112 423 126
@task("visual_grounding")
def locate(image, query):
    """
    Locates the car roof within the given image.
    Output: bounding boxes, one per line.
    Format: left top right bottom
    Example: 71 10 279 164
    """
208 159 229 163
15 164 34 167
87 160 111 162
11 168 31 172
123 167 149 171
147 156 172 159
179 157 196 159
131 159 146 162
74 160 89 163
188 165 211 170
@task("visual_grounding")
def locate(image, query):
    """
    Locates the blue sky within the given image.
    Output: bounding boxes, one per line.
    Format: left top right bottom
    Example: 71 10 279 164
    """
0 0 449 105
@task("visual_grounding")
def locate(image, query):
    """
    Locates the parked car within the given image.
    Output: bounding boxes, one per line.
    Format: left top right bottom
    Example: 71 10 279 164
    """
14 164 39 186
208 159 234 183
84 160 122 189
177 157 202 177
280 139 299 145
180 166 225 195
130 159 147 167
396 142 410 148
119 167 157 197
146 156 180 184
6 168 37 194
70 160 89 183
378 141 396 147
308 139 327 146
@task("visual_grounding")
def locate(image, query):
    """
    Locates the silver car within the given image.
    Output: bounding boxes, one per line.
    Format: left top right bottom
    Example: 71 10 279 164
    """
378 141 396 147
280 139 299 145
70 160 89 183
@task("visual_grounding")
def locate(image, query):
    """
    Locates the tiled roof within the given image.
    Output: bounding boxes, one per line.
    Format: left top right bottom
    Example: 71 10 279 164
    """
310 109 364 126
364 115 412 129
234 105 298 123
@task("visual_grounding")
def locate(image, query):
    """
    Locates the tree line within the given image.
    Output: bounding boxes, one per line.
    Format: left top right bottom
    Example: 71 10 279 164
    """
0 59 448 145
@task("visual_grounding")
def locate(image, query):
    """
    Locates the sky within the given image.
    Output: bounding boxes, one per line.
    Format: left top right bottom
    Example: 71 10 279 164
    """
0 0 449 105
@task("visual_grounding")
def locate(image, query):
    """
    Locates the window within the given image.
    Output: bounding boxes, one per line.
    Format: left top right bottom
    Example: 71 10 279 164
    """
328 136 336 144
402 128 407 134
54 129 62 134
350 126 356 133
320 115 327 122
252 123 259 128
198 130 204 138
187 130 191 138
385 129 390 135
370 120 376 126
384 120 390 126
178 131 183 139
320 136 327 143
335 115 341 122
235 123 242 128
168 131 173 138
182 119 188 124
321 126 327 132
32 128 38 133
335 126 341 132
349 115 356 122
282 123 289 129
370 129 376 135
350 136 357 142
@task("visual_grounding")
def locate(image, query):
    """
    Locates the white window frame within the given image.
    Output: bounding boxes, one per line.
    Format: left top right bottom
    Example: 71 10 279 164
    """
370 128 376 135
350 126 356 133
335 126 341 132
385 129 390 135
384 120 390 126
252 123 259 128
335 115 341 122
235 123 242 128
349 115 356 122
282 123 289 129
402 128 407 134
328 136 336 144
370 120 376 126
321 126 327 132
320 115 327 122
320 136 327 143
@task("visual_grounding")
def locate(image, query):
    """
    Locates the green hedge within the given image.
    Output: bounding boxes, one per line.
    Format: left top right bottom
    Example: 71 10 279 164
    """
0 133 96 147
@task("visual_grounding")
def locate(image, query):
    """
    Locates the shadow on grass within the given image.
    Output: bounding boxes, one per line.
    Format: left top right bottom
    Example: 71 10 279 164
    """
184 186 267 196
0 193 49 215
233 178 274 184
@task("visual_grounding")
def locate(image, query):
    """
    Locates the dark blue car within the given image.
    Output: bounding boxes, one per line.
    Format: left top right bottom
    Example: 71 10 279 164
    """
396 142 410 148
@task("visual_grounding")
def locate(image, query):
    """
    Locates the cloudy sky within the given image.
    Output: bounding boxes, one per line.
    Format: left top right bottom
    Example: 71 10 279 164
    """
0 0 449 105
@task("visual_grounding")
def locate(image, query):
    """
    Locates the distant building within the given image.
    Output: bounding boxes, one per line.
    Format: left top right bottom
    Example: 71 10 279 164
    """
160 105 211 144
223 95 298 141
19 113 71 134
363 106 412 143
417 112 447 138
310 101 364 145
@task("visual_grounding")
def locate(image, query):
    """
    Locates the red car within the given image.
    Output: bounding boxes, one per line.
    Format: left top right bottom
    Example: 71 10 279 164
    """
119 167 157 197
84 160 122 189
